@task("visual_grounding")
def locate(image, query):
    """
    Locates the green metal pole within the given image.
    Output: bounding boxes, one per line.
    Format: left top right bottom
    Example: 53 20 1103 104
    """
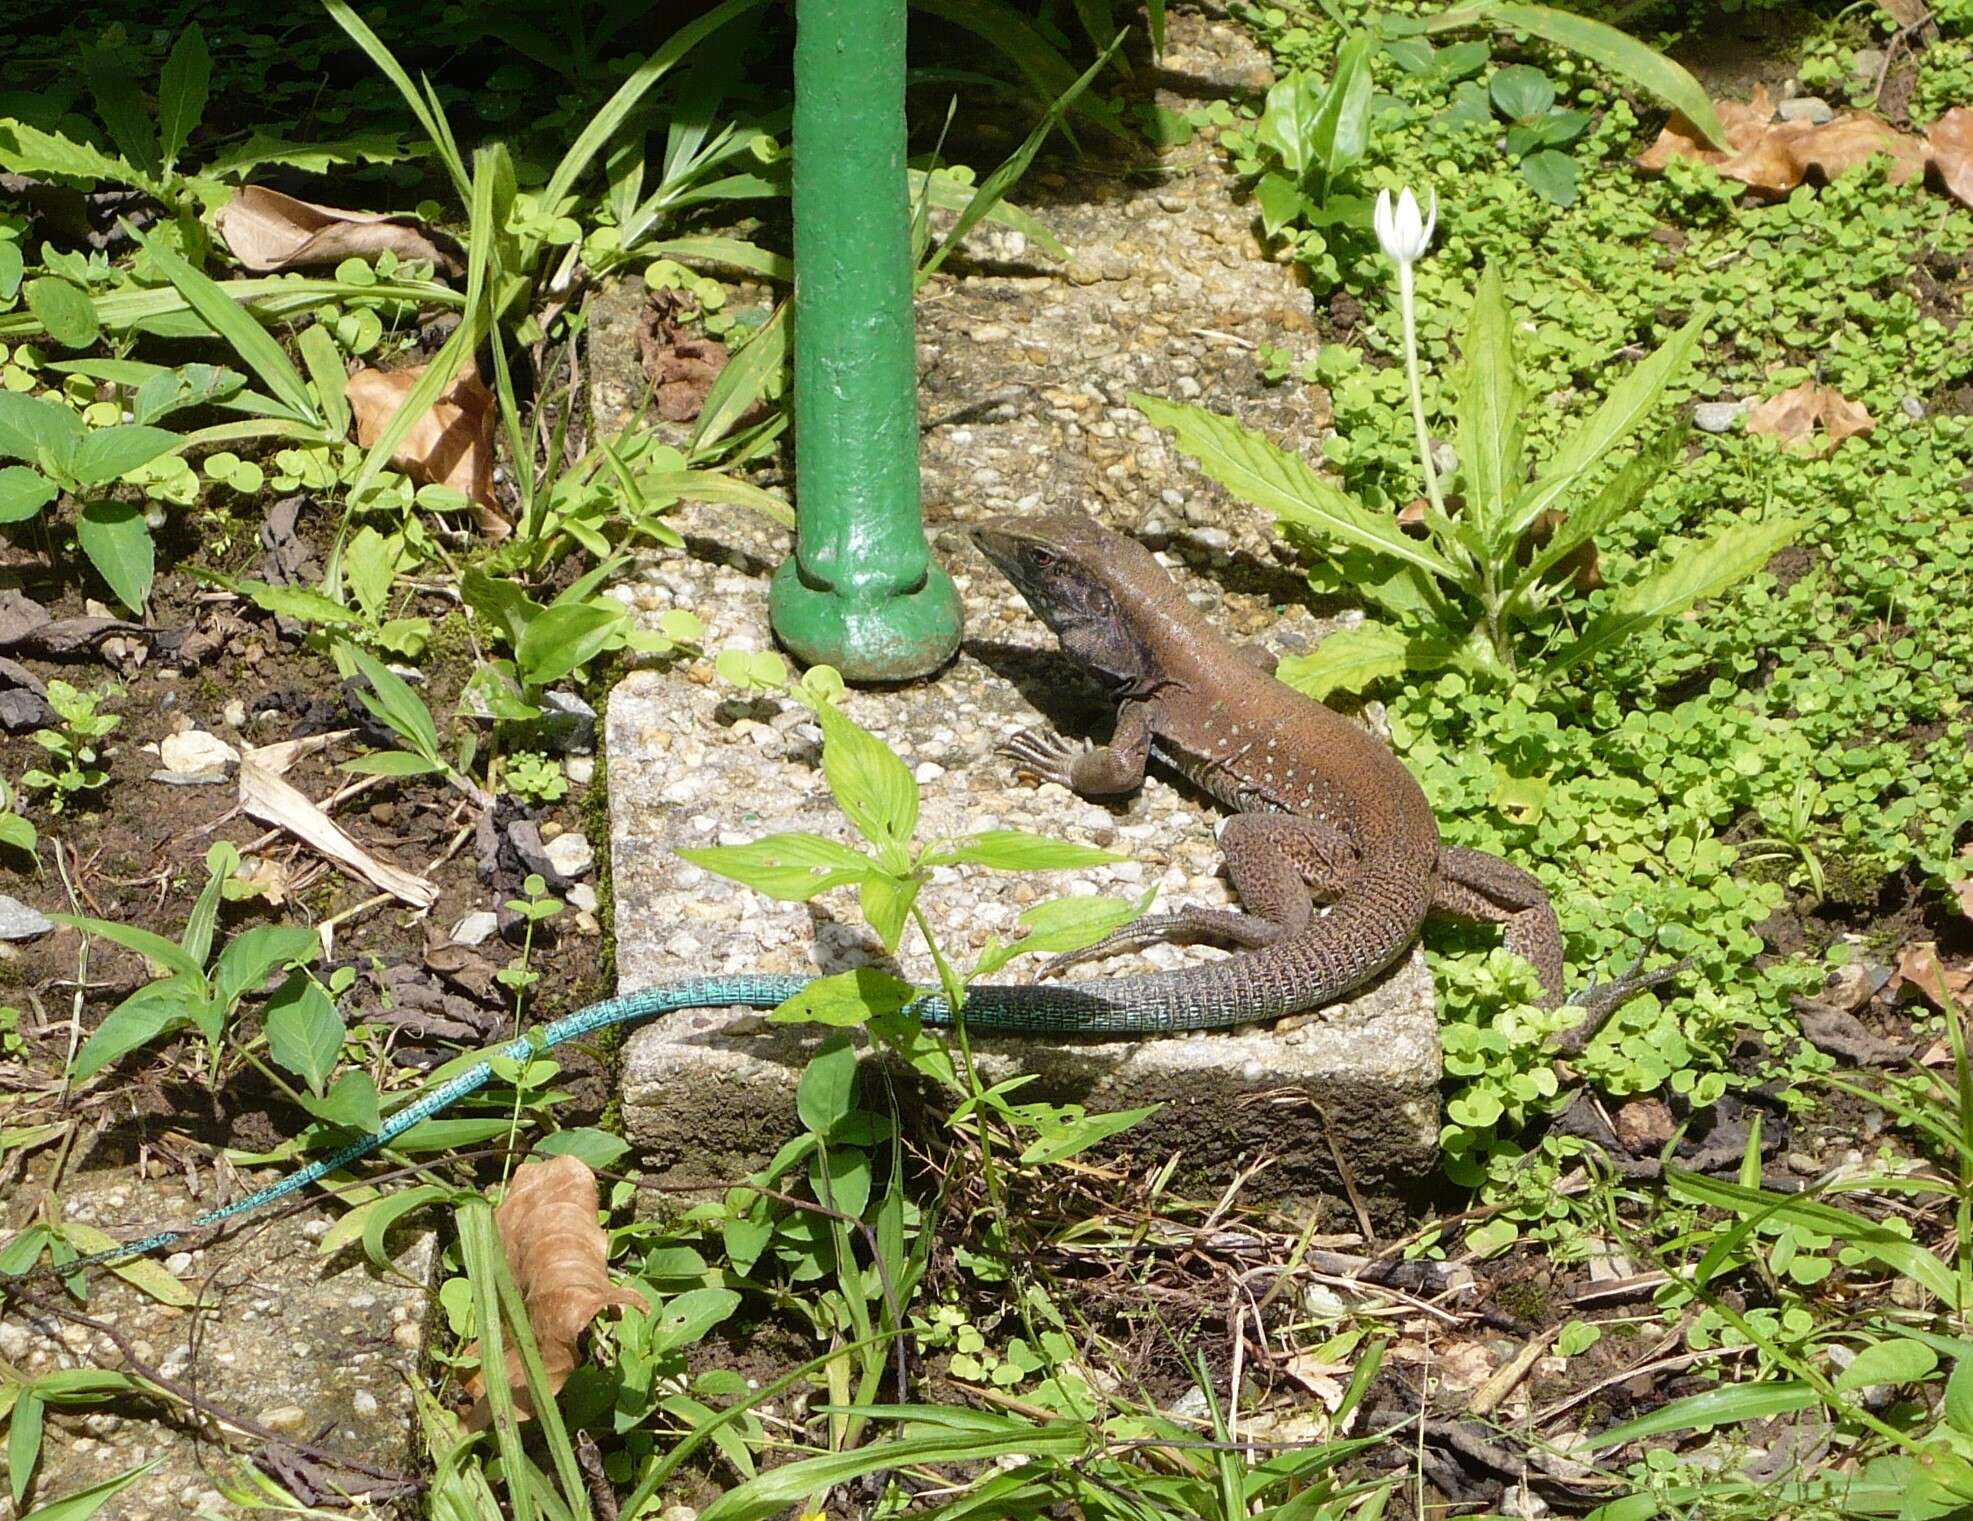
770 0 963 681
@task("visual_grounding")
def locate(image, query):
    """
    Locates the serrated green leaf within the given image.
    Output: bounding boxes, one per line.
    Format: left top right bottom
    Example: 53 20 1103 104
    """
24 279 100 351
0 466 55 523
343 644 441 761
770 968 917 1027
76 499 154 614
157 25 212 170
1546 516 1798 675
70 425 183 486
237 580 361 626
0 121 135 186
677 832 870 901
1457 264 1524 547
1506 309 1707 540
1276 622 1442 698
83 49 161 184
1135 394 1462 584
815 703 918 849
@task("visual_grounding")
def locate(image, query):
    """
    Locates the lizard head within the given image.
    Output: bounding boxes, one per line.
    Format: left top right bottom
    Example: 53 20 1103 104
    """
970 513 1167 690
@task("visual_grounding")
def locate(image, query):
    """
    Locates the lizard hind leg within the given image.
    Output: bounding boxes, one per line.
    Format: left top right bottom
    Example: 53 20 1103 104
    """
1433 845 1565 1005
1039 813 1359 978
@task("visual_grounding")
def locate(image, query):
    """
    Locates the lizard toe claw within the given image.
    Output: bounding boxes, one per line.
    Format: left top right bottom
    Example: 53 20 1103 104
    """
998 728 1086 789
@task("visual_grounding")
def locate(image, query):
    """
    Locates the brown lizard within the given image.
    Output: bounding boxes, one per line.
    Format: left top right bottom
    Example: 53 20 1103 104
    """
972 511 1571 1014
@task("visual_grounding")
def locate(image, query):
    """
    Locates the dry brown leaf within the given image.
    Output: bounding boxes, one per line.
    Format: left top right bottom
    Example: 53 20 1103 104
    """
1745 381 1875 454
1955 845 1973 921
1639 86 1928 200
215 186 462 275
1925 108 1973 208
1891 940 1972 1010
346 363 503 523
237 752 438 908
1877 0 1931 27
637 289 731 423
465 1156 647 1428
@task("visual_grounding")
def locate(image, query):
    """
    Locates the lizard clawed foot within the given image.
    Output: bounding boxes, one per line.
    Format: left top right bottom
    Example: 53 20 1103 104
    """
998 727 1089 790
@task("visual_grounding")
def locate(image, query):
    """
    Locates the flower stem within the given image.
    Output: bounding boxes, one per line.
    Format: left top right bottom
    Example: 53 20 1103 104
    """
1398 263 1447 519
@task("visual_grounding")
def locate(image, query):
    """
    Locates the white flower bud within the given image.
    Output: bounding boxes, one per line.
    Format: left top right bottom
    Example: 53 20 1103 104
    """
1373 187 1437 267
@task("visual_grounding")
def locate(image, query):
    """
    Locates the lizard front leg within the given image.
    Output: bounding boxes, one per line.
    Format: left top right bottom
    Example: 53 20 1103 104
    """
1001 698 1158 797
1433 845 1565 1004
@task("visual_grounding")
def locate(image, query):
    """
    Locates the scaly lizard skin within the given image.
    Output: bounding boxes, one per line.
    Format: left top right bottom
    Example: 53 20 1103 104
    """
3 512 1574 1286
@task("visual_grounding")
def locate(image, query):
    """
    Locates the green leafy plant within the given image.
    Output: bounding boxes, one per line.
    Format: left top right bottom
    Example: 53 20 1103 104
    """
1139 249 1796 691
1486 62 1592 206
1 1370 145 1513
52 842 320 1080
1244 30 1375 239
502 751 569 804
223 525 430 658
21 681 120 810
0 392 184 612
0 776 37 855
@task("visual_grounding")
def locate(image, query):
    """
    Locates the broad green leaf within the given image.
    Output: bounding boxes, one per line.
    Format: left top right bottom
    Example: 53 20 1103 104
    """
691 297 787 452
1948 1356 1973 1437
0 121 134 186
262 973 343 1095
83 49 162 184
796 1034 860 1140
1490 63 1555 120
1506 309 1708 540
1590 1380 1816 1449
677 832 871 901
76 500 154 614
0 242 20 301
1420 3 1728 149
213 924 321 1011
514 601 624 688
995 890 1153 964
858 871 920 953
1520 148 1579 206
237 581 362 626
1276 621 1456 699
49 913 201 980
1307 32 1375 188
157 25 212 170
920 830 1123 871
0 392 84 470
532 1127 631 1167
301 1069 382 1133
53 1226 193 1307
131 362 245 424
1257 72 1318 179
1833 1336 1937 1392
1457 264 1525 546
1545 516 1799 675
1134 394 1462 584
132 228 319 425
24 279 100 351
344 644 441 761
70 425 183 486
771 967 917 1027
815 703 918 849
69 979 202 1078
0 467 55 523
648 1286 743 1355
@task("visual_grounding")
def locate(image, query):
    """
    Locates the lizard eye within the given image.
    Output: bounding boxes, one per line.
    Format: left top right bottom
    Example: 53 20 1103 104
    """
1027 545 1058 569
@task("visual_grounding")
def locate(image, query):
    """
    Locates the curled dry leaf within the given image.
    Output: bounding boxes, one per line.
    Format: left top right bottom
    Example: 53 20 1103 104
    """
1955 845 1973 922
1891 940 1972 1010
1640 88 1973 212
1745 381 1875 454
637 288 731 423
214 186 463 275
465 1155 647 1427
346 362 504 525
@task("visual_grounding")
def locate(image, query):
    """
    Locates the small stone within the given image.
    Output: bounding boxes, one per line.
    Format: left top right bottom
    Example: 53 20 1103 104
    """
223 699 247 728
538 689 599 754
913 760 946 784
352 1390 380 1416
0 895 53 940
157 728 239 778
1613 1097 1676 1153
565 756 595 785
258 1404 308 1433
1693 400 1750 433
1901 395 1926 420
1777 96 1833 125
660 1506 698 1521
567 884 599 914
1854 48 1887 80
1067 259 1104 286
543 832 595 880
450 911 499 947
